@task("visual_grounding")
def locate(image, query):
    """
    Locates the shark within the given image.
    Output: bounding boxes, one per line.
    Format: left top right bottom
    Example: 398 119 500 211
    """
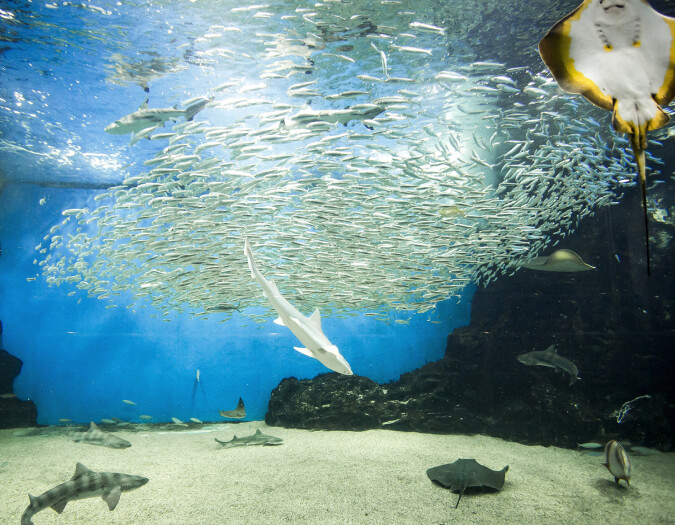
215 428 283 448
68 421 131 449
517 345 580 386
21 463 148 525
243 237 353 375
104 97 211 135
283 104 385 128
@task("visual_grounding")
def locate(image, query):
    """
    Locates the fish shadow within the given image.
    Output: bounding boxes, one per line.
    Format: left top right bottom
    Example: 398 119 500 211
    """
592 478 640 503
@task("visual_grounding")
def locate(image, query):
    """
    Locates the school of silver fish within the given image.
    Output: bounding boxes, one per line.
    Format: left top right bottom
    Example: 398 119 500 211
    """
32 1 669 323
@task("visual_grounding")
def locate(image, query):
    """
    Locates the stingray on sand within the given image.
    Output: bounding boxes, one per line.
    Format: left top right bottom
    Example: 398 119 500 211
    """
427 458 509 508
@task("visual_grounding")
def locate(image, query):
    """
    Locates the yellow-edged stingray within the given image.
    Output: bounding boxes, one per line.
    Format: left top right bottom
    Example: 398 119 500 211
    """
539 0 675 275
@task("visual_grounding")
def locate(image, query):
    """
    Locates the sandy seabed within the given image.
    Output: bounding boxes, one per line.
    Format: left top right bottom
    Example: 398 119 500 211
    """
0 421 673 525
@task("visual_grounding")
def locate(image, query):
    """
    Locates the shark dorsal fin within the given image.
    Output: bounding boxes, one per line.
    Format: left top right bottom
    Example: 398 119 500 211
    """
88 421 99 431
255 429 262 435
544 345 556 353
72 462 93 480
308 308 322 330
51 500 68 514
103 486 121 511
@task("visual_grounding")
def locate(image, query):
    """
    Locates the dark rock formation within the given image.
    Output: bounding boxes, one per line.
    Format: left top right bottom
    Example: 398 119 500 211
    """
267 153 675 450
0 320 38 428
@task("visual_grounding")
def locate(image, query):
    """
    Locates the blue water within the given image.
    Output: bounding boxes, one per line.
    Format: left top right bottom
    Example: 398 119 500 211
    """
0 180 473 423
3 0 673 426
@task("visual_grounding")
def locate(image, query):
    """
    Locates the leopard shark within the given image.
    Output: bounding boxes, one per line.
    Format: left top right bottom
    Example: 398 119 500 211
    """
69 421 131 449
21 463 148 525
215 428 283 448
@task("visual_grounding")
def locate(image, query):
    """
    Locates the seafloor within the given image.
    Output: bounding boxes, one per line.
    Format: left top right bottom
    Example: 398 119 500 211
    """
1 422 673 524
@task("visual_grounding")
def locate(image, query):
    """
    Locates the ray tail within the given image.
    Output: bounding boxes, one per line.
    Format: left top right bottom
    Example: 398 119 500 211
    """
634 147 651 276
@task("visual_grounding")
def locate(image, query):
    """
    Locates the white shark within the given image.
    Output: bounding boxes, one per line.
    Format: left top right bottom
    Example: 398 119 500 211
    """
244 237 353 375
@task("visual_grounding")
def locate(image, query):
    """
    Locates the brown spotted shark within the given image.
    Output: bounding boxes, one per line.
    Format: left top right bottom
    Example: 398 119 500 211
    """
69 421 131 449
21 463 148 525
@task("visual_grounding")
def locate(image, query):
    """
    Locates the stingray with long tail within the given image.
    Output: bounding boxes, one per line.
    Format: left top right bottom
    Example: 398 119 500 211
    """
539 0 675 275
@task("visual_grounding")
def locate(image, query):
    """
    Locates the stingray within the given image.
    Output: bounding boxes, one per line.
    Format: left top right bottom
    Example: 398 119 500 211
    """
539 0 675 275
219 397 246 419
521 248 596 272
426 459 509 508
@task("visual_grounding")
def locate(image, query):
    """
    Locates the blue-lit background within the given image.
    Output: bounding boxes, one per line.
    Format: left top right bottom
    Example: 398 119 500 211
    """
1 0 673 425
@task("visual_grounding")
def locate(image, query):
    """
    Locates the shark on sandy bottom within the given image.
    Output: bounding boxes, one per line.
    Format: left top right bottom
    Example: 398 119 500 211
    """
244 237 353 375
539 0 675 274
68 421 131 449
21 463 148 525
517 345 580 386
215 428 283 448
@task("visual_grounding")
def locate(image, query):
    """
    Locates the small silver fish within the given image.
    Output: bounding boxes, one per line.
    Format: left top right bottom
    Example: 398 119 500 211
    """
603 440 632 486
578 442 603 450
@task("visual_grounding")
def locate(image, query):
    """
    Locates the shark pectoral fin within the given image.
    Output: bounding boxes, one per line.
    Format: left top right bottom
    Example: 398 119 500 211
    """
50 500 68 514
308 308 322 329
273 317 285 326
294 346 315 358
103 486 122 511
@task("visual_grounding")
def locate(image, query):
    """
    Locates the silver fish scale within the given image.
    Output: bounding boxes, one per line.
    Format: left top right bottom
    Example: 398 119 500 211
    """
36 0 644 321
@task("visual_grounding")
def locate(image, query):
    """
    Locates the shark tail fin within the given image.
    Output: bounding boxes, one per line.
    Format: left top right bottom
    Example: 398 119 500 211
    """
243 238 256 279
184 97 211 122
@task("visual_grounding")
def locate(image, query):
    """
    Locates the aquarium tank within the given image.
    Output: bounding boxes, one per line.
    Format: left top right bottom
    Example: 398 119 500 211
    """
1 0 674 523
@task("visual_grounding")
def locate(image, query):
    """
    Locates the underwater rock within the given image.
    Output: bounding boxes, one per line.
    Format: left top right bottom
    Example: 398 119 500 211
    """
0 321 38 428
266 183 675 450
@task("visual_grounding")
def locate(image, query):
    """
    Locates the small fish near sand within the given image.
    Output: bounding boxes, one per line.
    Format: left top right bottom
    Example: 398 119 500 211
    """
219 397 247 419
69 421 131 449
215 428 283 448
21 463 148 525
517 345 580 386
